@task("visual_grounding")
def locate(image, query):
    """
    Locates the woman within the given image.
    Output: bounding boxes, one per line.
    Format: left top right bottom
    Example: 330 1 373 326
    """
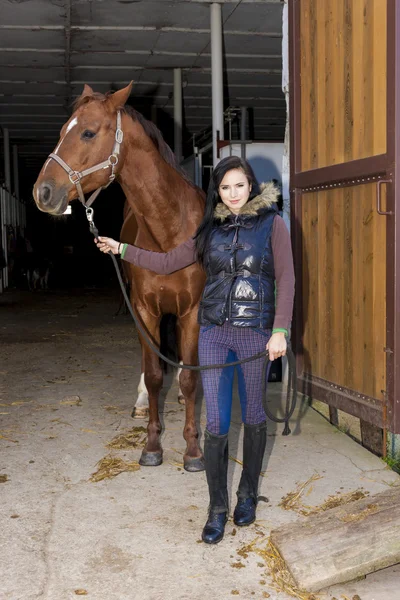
96 156 295 544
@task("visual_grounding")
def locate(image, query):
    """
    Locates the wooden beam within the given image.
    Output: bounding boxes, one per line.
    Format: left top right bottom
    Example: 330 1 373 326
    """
270 487 400 592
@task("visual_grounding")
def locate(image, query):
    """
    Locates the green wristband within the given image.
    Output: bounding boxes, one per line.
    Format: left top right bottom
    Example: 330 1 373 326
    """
272 328 288 336
120 243 128 259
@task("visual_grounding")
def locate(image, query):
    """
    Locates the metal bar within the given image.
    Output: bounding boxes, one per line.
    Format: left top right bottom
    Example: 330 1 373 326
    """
198 150 203 188
291 188 304 378
386 0 400 434
292 154 389 189
300 374 384 429
67 65 282 74
0 188 5 290
210 2 224 166
240 106 247 159
1 187 8 288
12 145 19 202
376 179 394 215
173 68 182 163
288 2 303 377
3 128 11 193
329 406 339 427
0 25 283 37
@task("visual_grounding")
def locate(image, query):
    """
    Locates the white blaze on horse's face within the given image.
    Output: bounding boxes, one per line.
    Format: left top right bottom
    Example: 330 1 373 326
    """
36 116 79 205
54 117 79 155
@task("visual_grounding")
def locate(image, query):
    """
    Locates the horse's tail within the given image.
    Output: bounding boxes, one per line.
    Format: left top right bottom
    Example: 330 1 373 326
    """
159 314 178 373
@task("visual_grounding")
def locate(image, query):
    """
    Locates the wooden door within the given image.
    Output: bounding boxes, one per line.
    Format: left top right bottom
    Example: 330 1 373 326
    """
289 0 400 441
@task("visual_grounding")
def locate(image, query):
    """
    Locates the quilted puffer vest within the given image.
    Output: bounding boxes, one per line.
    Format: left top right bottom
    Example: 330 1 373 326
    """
198 182 278 329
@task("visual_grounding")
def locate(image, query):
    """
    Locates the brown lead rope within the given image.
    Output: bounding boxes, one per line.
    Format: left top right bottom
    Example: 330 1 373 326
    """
88 215 297 435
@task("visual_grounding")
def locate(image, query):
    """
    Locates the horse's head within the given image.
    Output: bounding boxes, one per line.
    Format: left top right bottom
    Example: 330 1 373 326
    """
33 82 133 215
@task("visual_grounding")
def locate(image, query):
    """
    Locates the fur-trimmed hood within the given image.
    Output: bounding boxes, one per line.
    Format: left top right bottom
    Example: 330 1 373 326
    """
213 181 279 222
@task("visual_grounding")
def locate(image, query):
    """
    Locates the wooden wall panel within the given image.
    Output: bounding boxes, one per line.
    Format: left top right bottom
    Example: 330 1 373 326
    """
301 184 386 400
300 0 387 171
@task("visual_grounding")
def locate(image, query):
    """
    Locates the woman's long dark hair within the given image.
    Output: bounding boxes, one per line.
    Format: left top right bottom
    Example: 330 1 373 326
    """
195 156 260 267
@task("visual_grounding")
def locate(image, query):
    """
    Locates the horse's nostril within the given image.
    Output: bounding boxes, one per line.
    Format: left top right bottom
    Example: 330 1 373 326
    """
43 187 51 202
40 184 52 205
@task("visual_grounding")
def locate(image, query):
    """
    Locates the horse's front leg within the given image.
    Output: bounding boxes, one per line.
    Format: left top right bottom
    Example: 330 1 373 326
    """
177 311 205 472
136 308 164 467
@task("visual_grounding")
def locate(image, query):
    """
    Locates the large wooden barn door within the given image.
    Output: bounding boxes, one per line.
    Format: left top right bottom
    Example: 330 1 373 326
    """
289 0 400 445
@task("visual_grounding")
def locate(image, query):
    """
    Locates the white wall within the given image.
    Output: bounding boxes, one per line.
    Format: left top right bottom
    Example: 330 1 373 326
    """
219 142 284 185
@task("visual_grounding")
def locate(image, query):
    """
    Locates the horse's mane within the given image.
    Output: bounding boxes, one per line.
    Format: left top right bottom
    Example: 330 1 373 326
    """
73 93 197 189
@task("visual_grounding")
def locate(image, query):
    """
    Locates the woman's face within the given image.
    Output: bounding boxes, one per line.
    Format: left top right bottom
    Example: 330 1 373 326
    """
218 168 252 215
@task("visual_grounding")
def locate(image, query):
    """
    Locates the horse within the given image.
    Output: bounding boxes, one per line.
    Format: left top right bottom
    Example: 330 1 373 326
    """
33 82 206 472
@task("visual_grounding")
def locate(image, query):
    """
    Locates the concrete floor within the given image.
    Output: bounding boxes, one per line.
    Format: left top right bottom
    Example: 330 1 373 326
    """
1 289 399 600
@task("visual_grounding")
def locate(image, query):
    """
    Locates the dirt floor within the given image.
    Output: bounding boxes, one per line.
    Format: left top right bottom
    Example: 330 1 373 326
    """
1 289 400 600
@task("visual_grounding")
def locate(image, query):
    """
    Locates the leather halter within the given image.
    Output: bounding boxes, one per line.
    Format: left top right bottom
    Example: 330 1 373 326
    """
47 111 123 209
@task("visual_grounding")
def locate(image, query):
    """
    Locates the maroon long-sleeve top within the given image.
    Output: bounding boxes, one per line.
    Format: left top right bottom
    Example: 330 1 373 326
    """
121 215 295 331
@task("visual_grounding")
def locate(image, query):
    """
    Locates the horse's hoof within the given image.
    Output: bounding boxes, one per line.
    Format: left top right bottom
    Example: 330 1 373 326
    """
139 450 163 467
178 395 185 406
184 455 205 472
132 406 149 419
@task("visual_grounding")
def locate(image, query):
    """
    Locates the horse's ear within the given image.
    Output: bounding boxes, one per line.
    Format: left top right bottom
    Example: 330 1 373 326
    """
109 81 133 110
81 84 94 98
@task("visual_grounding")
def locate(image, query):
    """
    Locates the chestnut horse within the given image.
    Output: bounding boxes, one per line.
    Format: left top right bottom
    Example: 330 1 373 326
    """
33 83 206 472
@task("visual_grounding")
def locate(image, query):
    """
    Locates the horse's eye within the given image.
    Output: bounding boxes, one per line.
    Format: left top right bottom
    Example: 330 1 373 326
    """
82 130 96 140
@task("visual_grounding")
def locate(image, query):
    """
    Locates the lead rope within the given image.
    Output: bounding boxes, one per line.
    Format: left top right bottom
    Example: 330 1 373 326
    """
88 210 297 435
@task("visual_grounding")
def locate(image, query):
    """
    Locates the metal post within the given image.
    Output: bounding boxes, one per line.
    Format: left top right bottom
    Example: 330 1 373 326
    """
2 128 11 289
173 68 183 163
3 128 11 194
13 145 19 201
211 2 224 167
240 106 247 159
0 188 7 289
13 145 20 228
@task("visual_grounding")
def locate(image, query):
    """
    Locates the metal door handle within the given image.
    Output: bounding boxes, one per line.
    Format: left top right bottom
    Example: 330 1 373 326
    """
376 179 393 215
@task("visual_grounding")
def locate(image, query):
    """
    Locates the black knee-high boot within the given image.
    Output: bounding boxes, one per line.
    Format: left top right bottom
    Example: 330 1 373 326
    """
202 429 229 544
234 421 267 526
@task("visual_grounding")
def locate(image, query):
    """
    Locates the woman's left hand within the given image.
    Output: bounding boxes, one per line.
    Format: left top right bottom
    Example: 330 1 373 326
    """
267 332 287 361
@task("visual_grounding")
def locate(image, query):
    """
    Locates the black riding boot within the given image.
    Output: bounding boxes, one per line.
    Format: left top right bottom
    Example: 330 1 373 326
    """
202 430 229 544
233 421 267 526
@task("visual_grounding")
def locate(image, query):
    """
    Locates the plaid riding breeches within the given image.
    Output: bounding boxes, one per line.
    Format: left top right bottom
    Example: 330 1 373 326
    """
198 322 271 435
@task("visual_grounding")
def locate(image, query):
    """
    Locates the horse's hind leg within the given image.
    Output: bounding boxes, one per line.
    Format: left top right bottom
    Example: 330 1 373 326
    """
132 371 149 419
177 312 204 472
136 310 164 467
133 362 184 418
176 362 185 405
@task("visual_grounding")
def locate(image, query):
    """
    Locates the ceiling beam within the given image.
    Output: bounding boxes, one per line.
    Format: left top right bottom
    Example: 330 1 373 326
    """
0 25 281 37
0 49 281 60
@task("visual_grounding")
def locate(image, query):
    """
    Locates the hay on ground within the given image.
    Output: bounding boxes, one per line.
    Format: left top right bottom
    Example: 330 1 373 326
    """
237 537 320 600
279 474 368 516
90 455 140 482
106 426 147 450
256 538 320 600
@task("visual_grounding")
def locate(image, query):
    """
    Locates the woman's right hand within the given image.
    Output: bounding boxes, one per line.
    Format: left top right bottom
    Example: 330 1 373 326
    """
95 236 120 255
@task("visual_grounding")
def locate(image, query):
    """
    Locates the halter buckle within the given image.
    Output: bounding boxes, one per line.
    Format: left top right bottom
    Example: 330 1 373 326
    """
108 154 119 166
69 171 82 185
115 129 124 144
86 207 94 222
